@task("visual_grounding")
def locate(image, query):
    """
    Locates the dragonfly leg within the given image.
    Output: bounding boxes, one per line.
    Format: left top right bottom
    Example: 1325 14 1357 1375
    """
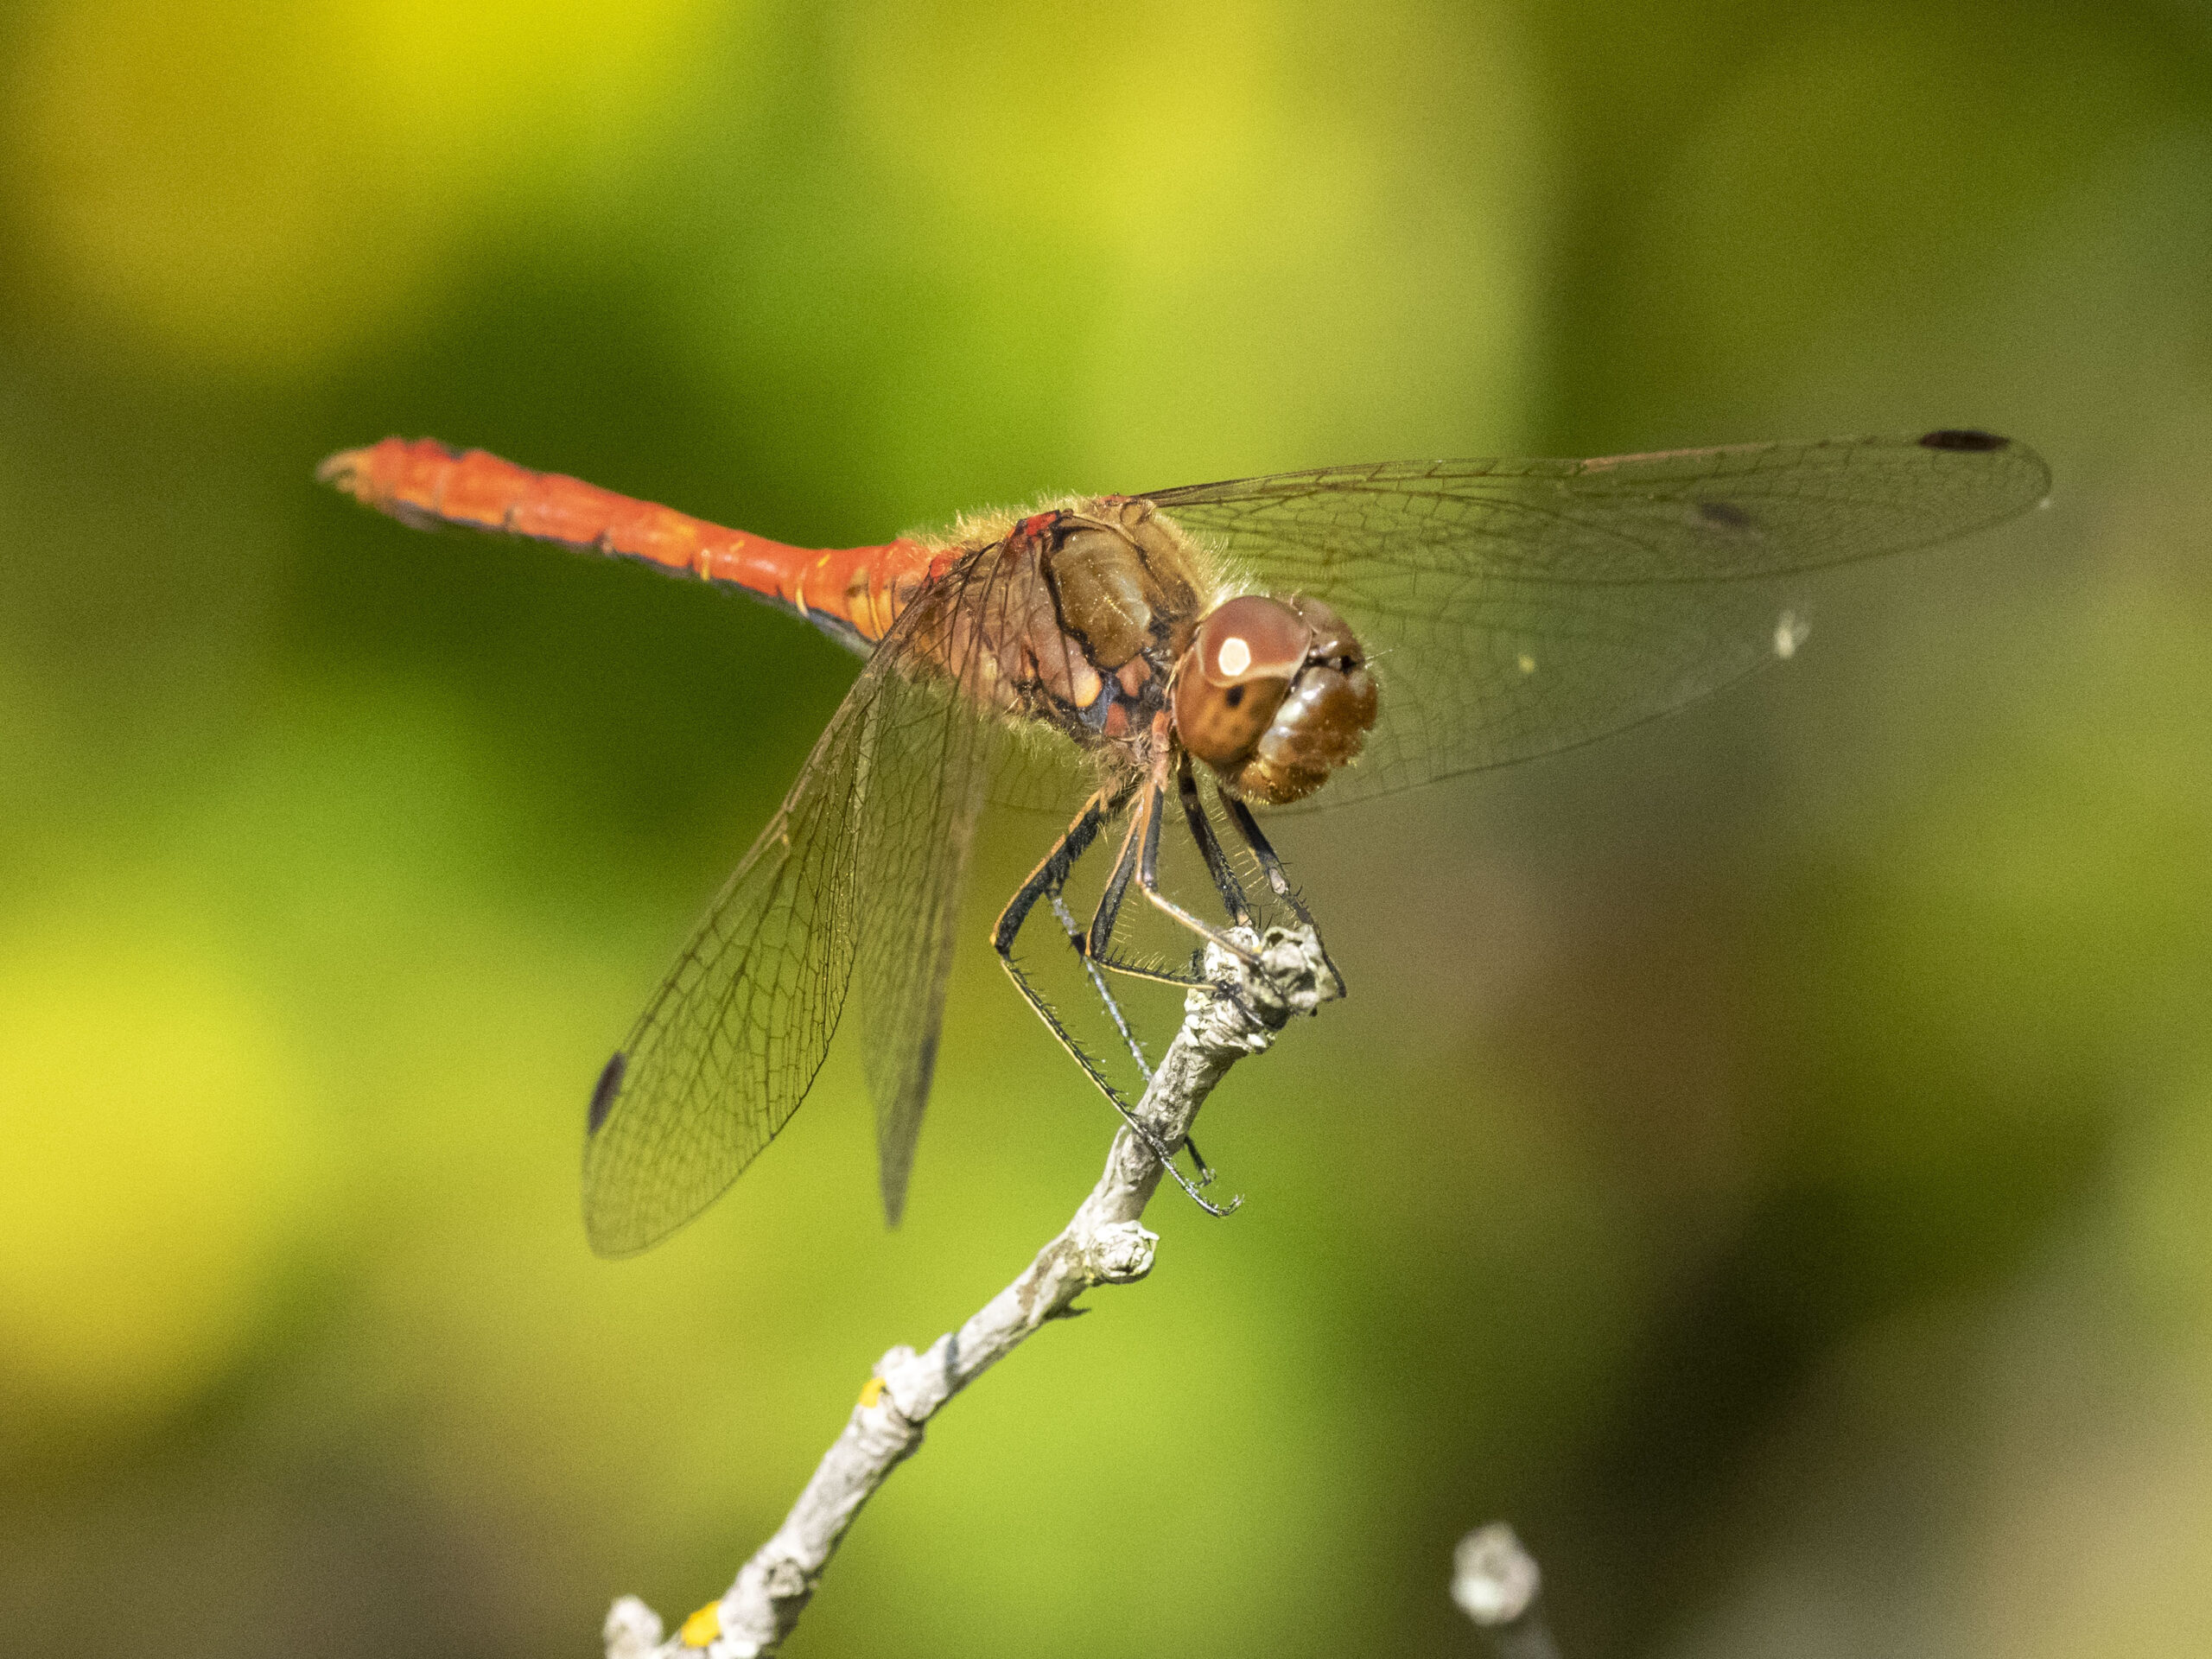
994 785 1235 1216
1081 785 1244 1188
1222 794 1345 996
1055 795 1220 1192
1176 755 1255 929
1077 792 1211 990
1131 772 1266 969
1050 887 1151 1083
1049 837 1218 1187
994 785 1114 950
1078 770 1274 1058
1079 762 1278 1019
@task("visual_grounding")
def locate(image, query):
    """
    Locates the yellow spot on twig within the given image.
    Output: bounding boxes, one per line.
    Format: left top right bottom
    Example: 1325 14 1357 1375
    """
679 1602 722 1648
858 1376 886 1408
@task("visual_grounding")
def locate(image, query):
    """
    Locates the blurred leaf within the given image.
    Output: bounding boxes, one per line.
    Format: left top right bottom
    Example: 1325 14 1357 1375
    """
1 0 728 376
0 904 329 1441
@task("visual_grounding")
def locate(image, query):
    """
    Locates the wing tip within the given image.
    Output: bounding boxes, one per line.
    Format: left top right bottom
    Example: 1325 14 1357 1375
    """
880 1179 909 1229
1914 428 2053 506
875 1100 924 1229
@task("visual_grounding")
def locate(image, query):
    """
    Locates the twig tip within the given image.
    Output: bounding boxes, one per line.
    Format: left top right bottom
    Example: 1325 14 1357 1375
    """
1452 1523 1541 1626
604 1595 664 1658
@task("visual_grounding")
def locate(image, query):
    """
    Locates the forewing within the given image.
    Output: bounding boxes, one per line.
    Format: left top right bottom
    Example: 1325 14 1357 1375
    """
1145 433 2050 802
582 668 882 1256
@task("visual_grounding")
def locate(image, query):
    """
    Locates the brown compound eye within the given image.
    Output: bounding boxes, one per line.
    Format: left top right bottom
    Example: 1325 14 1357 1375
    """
1172 595 1312 767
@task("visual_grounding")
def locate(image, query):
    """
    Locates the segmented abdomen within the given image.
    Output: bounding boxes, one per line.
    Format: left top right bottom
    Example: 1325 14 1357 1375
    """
317 436 936 646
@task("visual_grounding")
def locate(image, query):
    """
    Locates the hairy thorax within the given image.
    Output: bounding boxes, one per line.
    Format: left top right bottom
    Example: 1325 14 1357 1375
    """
897 490 1379 806
900 495 1219 773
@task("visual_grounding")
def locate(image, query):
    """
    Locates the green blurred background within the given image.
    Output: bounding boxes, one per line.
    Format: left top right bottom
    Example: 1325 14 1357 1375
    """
2 2 2208 1654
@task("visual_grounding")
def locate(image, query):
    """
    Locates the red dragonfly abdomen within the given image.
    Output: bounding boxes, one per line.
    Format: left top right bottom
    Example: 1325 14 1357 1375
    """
317 437 937 646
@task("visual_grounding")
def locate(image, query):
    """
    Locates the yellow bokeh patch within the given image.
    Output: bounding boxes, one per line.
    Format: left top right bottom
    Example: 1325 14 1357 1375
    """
0 909 326 1436
0 0 725 378
838 0 1545 477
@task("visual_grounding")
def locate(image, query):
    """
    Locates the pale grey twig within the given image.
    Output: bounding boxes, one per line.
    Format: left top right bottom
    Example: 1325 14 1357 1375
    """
603 924 1338 1659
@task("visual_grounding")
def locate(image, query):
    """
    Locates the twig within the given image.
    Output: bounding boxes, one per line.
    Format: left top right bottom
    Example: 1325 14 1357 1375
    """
603 923 1339 1659
1452 1524 1561 1659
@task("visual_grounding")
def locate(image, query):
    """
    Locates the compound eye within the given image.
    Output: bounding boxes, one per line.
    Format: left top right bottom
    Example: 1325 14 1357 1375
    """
1173 596 1312 767
1193 595 1310 686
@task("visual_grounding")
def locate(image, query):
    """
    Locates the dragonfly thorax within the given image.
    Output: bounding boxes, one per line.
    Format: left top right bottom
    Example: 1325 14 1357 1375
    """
1001 500 1380 802
955 496 1206 757
1171 593 1378 804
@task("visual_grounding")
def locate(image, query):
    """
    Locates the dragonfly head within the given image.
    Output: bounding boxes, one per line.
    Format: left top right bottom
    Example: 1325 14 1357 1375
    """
1172 594 1378 804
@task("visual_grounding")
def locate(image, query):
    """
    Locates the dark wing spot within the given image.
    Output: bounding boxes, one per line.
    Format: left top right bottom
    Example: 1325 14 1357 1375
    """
1225 684 1245 708
1694 499 1756 531
1918 429 2009 452
588 1052 627 1135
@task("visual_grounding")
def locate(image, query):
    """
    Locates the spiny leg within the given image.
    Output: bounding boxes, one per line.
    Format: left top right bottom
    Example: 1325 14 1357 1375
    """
1059 791 1227 1184
1131 771 1265 969
1070 779 1283 1189
992 784 1119 949
1088 803 1147 964
1080 766 1261 983
1223 793 1345 995
1059 790 1225 1180
1050 887 1150 1083
993 785 1233 1215
1177 755 1254 930
1109 776 1293 1074
1081 771 1275 1030
1079 790 1211 991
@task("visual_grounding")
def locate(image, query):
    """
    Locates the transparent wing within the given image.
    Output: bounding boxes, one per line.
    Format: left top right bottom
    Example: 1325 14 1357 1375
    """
1143 431 2050 804
582 676 873 1255
982 720 1101 817
855 664 986 1226
582 563 1017 1253
854 553 1033 1224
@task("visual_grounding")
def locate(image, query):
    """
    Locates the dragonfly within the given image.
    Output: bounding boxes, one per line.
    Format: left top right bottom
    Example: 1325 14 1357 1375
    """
319 428 2049 1255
